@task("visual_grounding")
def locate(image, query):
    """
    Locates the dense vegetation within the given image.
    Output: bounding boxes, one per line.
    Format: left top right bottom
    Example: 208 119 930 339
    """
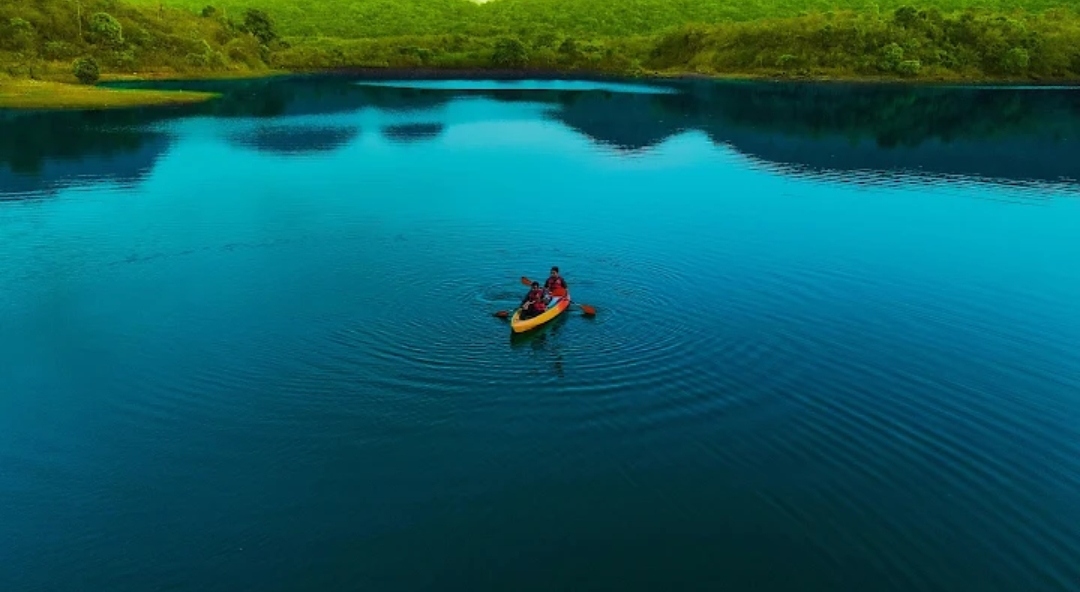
0 0 272 82
146 0 1080 39
2 0 1080 89
266 9 1080 81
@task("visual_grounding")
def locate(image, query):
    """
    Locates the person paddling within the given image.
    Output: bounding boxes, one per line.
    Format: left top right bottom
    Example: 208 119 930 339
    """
521 281 545 306
520 282 547 319
544 266 568 298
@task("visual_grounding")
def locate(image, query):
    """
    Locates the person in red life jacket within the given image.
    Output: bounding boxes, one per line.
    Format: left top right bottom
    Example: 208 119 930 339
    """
520 282 548 319
524 294 547 319
521 281 545 312
544 266 568 298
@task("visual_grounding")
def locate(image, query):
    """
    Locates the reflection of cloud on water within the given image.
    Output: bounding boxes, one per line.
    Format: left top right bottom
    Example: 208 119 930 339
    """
227 124 361 156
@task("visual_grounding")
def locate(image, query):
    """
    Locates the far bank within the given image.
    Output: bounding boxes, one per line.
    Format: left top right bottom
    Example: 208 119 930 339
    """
3 1 1080 110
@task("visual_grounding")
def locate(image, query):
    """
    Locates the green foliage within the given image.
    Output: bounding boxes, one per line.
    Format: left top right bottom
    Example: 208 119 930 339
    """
1002 47 1030 73
73 57 101 83
3 0 1080 84
893 6 921 27
44 41 79 60
241 9 276 45
491 37 527 67
2 17 36 52
0 0 271 81
776 54 799 69
880 42 906 71
897 59 923 75
127 0 1080 39
88 12 124 47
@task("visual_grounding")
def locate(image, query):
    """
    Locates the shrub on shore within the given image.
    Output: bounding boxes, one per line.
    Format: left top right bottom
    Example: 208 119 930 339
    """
73 57 100 84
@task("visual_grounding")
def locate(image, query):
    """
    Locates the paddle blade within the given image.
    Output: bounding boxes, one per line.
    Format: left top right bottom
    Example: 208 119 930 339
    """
520 276 533 286
494 310 511 318
579 304 597 316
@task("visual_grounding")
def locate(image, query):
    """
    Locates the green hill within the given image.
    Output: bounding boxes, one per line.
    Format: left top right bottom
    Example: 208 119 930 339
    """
143 0 1079 38
0 0 270 79
2 0 1080 109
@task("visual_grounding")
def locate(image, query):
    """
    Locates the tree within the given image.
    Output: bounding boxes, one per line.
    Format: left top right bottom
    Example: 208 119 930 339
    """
2 18 36 51
879 42 904 71
896 59 922 76
1002 47 1029 75
73 57 100 84
491 37 528 67
88 12 123 47
893 6 919 28
243 9 276 45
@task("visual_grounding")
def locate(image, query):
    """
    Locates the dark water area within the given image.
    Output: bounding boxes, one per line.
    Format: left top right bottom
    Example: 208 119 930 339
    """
2 76 1079 592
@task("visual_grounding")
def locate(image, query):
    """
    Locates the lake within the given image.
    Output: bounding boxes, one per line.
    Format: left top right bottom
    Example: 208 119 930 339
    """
2 76 1079 592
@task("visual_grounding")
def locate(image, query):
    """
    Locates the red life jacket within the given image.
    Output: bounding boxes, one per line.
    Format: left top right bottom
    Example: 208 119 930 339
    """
545 276 567 293
531 298 547 313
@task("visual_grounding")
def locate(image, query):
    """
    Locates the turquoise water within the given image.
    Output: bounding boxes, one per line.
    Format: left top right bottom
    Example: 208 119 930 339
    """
2 76 1080 591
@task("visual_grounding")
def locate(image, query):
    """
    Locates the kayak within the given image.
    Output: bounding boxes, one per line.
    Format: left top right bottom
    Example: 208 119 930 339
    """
510 293 571 334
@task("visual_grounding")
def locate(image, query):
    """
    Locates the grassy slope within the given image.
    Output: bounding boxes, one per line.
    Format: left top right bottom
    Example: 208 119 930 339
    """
0 77 218 108
2 0 1080 110
142 0 1080 83
145 0 1075 37
0 0 270 107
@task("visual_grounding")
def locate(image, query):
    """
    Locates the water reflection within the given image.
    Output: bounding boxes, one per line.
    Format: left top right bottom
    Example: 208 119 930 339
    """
381 123 445 143
510 312 569 379
3 75 1078 198
229 124 361 155
0 109 172 198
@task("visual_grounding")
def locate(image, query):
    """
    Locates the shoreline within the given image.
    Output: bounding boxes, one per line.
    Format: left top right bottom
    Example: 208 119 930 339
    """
289 66 1080 88
0 79 221 111
3 65 1078 111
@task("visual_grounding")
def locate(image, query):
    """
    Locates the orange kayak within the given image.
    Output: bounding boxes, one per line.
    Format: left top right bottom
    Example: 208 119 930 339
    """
510 293 571 333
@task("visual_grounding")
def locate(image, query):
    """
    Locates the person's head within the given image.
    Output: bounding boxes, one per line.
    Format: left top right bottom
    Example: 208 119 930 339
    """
532 281 541 290
550 266 560 277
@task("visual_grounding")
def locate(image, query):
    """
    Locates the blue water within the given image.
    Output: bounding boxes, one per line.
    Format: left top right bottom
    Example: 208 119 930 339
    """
2 76 1080 591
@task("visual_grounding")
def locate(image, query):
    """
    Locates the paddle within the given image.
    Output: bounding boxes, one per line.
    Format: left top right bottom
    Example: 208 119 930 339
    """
492 276 596 317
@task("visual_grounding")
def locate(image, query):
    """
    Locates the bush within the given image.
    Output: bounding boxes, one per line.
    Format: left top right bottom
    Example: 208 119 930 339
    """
492 37 527 67
879 42 905 71
73 57 100 84
186 52 210 67
110 49 137 71
201 6 217 18
3 18 36 52
88 12 123 47
893 6 920 28
224 37 262 67
896 59 922 76
242 9 277 45
44 41 77 60
776 54 798 69
1002 47 1030 74
127 26 152 48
